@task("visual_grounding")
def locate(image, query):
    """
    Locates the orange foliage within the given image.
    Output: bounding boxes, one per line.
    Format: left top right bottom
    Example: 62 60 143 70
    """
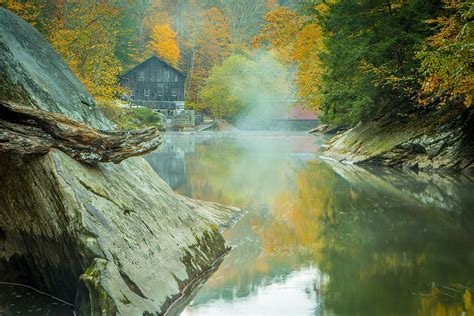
187 6 231 106
417 0 473 108
253 6 325 109
48 2 123 102
148 23 180 67
293 23 324 109
3 0 43 27
252 7 305 63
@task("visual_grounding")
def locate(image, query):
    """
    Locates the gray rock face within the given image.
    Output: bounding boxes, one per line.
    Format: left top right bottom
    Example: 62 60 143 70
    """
323 110 474 173
0 8 240 315
0 8 110 130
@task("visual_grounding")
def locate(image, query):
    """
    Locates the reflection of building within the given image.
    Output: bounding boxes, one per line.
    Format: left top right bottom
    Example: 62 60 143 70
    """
144 136 196 189
146 151 186 189
120 55 186 112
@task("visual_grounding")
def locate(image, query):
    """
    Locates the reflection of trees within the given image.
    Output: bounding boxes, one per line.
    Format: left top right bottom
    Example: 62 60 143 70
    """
309 163 474 315
177 140 295 208
177 137 474 315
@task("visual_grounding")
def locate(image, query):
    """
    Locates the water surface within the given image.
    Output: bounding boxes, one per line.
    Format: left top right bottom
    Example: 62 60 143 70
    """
0 283 73 315
2 132 471 315
146 132 474 316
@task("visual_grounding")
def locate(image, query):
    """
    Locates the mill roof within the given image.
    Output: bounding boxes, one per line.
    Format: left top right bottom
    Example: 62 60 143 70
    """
121 55 185 77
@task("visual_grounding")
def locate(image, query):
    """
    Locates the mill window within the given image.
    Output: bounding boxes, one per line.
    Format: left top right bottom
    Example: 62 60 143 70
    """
144 89 150 97
138 71 145 82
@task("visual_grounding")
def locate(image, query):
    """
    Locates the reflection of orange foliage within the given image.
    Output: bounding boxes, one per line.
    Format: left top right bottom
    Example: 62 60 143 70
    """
417 288 473 316
255 161 336 262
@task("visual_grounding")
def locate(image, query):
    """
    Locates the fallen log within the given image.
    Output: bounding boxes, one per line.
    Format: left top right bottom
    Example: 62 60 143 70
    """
0 100 162 164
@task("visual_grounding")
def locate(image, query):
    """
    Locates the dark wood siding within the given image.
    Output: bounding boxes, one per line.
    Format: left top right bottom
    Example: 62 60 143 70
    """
121 57 185 107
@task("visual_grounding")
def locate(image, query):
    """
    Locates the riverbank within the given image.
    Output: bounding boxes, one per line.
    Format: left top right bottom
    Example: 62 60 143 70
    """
0 8 241 315
319 107 474 173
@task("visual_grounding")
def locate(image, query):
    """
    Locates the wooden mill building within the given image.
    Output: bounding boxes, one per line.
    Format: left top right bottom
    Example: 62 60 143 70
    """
120 56 186 111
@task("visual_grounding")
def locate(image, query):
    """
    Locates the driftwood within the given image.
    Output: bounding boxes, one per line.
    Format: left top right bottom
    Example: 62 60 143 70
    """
0 100 162 164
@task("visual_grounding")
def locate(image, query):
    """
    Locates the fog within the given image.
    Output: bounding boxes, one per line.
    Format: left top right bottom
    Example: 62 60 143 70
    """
230 51 295 130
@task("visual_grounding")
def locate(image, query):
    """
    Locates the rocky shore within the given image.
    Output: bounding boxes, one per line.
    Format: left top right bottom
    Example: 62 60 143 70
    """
321 108 474 173
0 8 240 315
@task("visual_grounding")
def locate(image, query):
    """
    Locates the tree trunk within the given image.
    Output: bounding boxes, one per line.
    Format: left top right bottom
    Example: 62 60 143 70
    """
0 101 162 164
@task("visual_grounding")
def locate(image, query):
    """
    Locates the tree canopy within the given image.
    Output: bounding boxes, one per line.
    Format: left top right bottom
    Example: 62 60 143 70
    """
200 53 292 120
2 0 471 124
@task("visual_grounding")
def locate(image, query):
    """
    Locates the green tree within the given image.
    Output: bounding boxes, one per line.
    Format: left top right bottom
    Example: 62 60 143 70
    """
304 0 442 126
200 53 292 120
417 0 473 108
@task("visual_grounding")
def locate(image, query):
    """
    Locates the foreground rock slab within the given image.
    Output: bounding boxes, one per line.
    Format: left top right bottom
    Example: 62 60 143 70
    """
0 8 240 315
0 151 235 315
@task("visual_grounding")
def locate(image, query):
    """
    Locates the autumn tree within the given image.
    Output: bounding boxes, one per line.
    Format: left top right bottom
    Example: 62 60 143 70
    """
2 0 43 27
292 23 325 109
219 0 277 47
48 1 123 102
148 23 181 66
253 6 324 109
252 6 305 63
185 6 231 107
417 0 473 108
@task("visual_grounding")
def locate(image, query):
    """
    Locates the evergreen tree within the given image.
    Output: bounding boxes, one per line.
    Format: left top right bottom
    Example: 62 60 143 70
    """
307 0 442 126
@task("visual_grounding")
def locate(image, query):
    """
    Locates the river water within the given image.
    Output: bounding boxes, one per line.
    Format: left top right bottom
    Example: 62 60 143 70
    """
146 132 474 316
1 132 473 315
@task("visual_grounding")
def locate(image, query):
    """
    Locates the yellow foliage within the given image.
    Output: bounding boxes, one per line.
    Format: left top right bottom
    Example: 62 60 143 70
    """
293 23 324 109
148 23 180 67
48 2 122 102
253 6 325 110
186 6 231 105
2 0 42 26
252 7 305 64
417 0 474 108
465 289 474 315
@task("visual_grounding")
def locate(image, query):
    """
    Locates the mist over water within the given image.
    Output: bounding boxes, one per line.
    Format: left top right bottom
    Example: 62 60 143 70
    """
144 133 474 316
231 51 295 130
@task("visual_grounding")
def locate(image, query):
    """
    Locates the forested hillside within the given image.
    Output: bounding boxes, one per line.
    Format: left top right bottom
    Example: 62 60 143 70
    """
2 0 472 126
255 0 472 126
1 0 287 107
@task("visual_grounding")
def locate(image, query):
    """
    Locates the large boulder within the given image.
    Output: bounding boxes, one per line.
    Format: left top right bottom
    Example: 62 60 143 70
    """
0 8 238 315
323 108 474 173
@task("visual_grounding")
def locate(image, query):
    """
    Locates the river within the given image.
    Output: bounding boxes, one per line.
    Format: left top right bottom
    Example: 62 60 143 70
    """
146 132 474 316
1 132 473 315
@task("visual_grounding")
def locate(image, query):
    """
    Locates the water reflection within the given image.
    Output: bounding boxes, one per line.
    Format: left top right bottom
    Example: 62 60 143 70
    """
0 284 73 315
146 132 474 316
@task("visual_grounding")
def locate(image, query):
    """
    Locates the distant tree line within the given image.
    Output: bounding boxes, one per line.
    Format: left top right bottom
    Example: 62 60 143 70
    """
2 0 471 125
254 0 473 126
1 0 289 106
